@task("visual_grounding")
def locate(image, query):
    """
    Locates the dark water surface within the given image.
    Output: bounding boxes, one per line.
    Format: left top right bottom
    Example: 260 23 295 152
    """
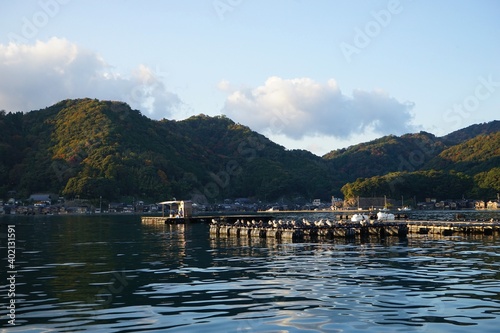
1 212 500 332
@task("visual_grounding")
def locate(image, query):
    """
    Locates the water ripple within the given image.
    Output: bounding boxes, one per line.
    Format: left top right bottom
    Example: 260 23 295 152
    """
3 215 500 332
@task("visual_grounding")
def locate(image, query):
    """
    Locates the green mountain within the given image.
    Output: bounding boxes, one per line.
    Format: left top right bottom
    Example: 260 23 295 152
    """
424 131 500 174
441 120 500 145
0 99 332 203
333 123 500 201
323 131 447 184
0 99 498 204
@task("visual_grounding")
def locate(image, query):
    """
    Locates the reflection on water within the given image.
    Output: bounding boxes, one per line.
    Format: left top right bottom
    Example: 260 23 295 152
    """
1 213 500 332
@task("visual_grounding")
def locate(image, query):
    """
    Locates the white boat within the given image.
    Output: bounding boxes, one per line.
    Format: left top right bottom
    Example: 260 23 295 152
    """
398 206 412 211
351 213 369 222
377 211 395 221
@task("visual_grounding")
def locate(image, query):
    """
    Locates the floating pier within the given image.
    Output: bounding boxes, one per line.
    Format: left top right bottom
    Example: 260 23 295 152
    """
209 219 408 242
141 216 189 224
140 214 273 225
406 220 500 236
208 218 500 242
141 213 500 242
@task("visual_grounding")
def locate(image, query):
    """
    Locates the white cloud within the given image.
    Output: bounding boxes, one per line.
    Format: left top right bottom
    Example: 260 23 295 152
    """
220 76 416 140
0 37 181 116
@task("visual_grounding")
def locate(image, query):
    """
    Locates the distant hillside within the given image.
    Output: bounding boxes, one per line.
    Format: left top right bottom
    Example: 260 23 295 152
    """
424 131 500 174
441 120 500 145
0 99 332 203
323 120 500 201
323 131 447 184
0 99 498 204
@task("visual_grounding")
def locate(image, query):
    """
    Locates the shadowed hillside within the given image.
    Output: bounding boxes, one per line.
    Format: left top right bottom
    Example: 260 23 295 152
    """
0 99 498 203
0 99 332 203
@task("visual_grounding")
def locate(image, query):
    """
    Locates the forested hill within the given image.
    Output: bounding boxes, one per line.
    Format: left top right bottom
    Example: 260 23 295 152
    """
322 131 447 186
441 120 500 145
0 98 498 203
325 122 500 202
0 99 332 203
424 131 500 173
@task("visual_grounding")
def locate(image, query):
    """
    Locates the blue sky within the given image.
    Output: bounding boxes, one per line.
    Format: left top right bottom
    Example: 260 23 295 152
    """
1 0 499 155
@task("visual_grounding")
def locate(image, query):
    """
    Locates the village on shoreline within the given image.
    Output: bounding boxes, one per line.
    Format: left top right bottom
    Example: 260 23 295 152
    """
1 192 499 216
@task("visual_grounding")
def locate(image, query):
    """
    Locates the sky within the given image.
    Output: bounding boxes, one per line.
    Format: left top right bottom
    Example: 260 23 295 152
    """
1 0 499 156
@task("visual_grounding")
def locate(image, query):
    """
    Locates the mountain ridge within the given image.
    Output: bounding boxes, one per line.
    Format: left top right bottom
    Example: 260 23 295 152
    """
0 99 498 203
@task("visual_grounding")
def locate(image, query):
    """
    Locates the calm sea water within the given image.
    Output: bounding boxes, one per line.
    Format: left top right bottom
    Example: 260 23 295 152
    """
1 211 500 332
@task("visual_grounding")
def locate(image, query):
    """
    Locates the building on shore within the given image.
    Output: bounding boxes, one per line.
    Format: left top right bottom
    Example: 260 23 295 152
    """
158 200 193 217
355 197 396 210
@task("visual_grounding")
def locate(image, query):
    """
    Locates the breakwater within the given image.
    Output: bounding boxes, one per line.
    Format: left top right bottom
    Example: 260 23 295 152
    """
209 218 407 242
141 214 500 242
208 218 500 241
406 220 500 236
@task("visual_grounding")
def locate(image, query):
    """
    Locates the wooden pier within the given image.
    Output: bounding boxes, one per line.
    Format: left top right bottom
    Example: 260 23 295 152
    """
207 219 500 242
406 220 500 236
209 222 408 242
141 216 189 224
142 214 500 242
140 214 274 225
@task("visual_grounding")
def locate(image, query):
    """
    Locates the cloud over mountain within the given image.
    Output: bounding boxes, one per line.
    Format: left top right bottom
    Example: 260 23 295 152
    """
220 76 416 140
0 38 181 116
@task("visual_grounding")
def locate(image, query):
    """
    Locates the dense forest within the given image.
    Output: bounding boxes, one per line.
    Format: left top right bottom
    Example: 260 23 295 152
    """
0 98 499 204
0 99 333 203
338 130 500 201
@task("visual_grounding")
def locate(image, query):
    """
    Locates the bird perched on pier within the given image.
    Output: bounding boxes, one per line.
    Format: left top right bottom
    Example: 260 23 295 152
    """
290 220 300 228
211 218 218 225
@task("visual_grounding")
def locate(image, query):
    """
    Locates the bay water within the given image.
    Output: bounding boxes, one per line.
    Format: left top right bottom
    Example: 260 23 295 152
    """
1 211 500 332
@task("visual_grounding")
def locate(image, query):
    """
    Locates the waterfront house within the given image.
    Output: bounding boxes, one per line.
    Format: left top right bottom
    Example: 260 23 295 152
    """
28 193 59 205
108 202 124 213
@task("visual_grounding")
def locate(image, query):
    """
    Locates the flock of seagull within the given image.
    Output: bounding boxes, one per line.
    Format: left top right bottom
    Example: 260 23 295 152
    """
211 216 398 230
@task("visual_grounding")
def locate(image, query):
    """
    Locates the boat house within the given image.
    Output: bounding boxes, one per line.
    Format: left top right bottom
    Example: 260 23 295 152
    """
158 200 193 218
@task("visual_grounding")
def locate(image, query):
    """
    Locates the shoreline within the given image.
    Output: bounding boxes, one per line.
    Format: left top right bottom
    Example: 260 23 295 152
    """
1 208 499 221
